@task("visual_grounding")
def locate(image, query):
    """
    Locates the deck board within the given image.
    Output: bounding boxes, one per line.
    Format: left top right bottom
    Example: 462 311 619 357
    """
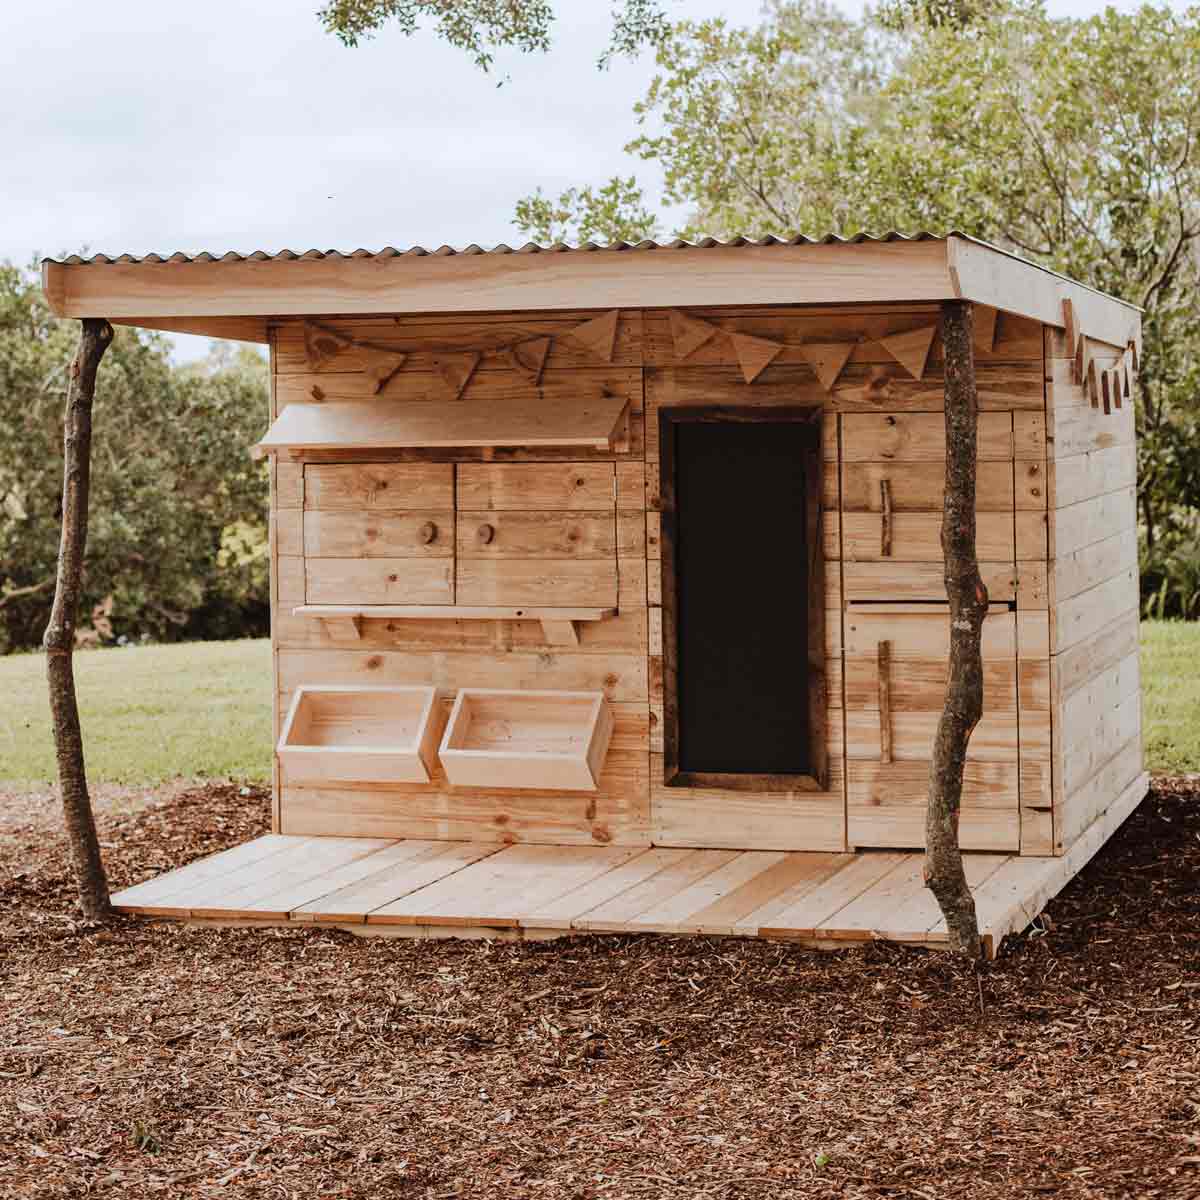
186 837 397 919
293 842 500 923
110 803 1147 956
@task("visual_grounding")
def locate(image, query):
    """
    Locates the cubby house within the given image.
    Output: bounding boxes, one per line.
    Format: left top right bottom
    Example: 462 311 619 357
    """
43 233 1148 954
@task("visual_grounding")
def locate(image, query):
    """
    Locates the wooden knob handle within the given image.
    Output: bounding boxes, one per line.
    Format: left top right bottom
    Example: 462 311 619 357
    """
419 521 437 545
476 523 495 545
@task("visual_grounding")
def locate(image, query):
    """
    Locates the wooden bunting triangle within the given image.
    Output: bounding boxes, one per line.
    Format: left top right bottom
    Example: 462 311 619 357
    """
974 306 998 353
303 320 352 369
1085 355 1100 408
1061 297 1079 361
434 351 481 401
880 325 936 380
667 309 720 359
1073 333 1088 387
1123 350 1134 399
362 348 408 395
507 336 552 385
567 310 620 362
798 341 855 392
729 330 783 384
1111 366 1123 410
1100 367 1113 414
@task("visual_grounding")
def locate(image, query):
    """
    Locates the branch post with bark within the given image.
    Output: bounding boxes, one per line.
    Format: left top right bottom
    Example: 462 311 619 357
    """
925 300 985 957
43 318 114 921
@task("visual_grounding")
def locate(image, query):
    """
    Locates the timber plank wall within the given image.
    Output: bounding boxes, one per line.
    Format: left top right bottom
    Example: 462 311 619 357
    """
266 304 1143 858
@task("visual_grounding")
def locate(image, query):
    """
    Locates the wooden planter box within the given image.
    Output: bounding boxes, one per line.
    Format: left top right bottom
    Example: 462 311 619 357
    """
438 689 614 792
278 685 441 784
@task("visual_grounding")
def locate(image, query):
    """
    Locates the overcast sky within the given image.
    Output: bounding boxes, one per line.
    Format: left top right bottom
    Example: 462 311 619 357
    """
1 0 1180 358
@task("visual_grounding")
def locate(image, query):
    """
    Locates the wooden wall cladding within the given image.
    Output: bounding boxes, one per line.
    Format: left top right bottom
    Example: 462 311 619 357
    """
1044 326 1143 855
266 303 1136 858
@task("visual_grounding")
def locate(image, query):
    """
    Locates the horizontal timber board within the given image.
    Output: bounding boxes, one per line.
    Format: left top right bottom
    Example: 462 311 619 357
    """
845 709 1021 761
843 609 1016 658
1052 607 1140 699
305 463 453 509
302 510 455 558
455 559 618 607
1057 734 1145 850
1053 567 1139 653
645 362 1044 413
837 460 1046 511
842 561 1018 603
840 413 1020 462
1051 527 1138 606
456 511 617 559
275 366 641 411
1047 443 1137 509
305 558 453 604
642 308 1045 367
847 761 1019 853
457 462 616 510
842 656 1036 712
1051 486 1136 558
280 786 650 846
649 758 846 852
276 648 649 701
274 312 646 372
834 512 1015 561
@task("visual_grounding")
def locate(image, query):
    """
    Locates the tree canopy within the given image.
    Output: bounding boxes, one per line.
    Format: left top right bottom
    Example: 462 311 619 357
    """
0 265 270 652
318 0 669 70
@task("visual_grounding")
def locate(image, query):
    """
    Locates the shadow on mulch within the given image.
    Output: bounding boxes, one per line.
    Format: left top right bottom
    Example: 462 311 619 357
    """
1 779 1198 1199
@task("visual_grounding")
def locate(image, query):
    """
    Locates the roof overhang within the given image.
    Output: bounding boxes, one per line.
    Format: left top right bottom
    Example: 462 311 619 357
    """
40 234 1140 352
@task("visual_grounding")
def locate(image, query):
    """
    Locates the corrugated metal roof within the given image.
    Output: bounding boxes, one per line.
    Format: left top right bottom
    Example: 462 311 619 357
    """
43 230 948 266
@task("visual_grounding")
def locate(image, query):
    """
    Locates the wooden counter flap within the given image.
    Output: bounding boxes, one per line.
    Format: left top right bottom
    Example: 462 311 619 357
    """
254 394 630 455
438 689 614 792
277 685 442 784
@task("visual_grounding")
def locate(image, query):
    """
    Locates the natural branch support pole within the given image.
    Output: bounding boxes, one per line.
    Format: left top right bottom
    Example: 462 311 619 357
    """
44 318 114 921
925 301 984 957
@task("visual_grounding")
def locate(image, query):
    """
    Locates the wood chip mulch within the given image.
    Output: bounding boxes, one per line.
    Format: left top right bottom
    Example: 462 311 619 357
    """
2 778 1199 1199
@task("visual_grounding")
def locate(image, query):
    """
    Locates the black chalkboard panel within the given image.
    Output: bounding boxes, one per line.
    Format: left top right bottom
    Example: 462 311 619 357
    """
672 419 812 775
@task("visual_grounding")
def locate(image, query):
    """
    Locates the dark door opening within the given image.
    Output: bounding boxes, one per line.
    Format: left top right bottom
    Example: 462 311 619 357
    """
660 407 825 791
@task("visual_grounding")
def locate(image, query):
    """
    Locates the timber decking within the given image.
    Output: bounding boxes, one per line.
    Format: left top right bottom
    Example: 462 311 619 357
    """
112 768 1146 959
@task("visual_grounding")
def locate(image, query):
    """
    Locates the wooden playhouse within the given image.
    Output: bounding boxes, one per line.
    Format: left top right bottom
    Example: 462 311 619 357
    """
42 233 1148 954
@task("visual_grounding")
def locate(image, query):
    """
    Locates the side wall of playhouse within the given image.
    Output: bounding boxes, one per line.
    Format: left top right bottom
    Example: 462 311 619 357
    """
264 303 1142 857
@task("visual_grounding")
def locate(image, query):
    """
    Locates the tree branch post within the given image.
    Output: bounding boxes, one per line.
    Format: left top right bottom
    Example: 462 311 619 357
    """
43 318 114 922
925 301 984 957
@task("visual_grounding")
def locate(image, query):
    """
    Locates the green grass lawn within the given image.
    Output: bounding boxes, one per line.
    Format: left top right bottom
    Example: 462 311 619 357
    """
1140 620 1200 775
1 639 272 787
0 623 1196 790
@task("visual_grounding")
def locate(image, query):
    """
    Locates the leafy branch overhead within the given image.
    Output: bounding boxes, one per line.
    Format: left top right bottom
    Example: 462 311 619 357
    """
317 0 668 71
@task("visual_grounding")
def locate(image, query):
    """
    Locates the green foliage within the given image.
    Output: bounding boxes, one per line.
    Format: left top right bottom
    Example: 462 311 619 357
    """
0 264 270 652
515 0 1200 603
1141 519 1200 620
513 176 661 244
317 0 667 72
0 638 273 786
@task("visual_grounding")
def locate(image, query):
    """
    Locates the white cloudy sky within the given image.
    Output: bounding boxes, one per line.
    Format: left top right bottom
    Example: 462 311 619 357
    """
0 0 1179 357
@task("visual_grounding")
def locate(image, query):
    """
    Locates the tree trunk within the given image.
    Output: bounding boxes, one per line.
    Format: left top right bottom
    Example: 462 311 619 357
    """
925 301 984 957
43 318 114 922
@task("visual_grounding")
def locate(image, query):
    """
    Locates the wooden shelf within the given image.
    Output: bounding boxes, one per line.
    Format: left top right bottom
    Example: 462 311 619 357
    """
439 689 614 793
277 685 442 784
293 604 617 646
254 394 630 455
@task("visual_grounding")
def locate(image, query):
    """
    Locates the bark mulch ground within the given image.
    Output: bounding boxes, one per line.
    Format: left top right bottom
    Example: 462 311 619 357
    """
2 778 1199 1199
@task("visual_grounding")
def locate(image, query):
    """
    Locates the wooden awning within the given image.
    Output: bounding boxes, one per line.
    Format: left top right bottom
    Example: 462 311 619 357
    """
40 234 1142 354
254 393 631 455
